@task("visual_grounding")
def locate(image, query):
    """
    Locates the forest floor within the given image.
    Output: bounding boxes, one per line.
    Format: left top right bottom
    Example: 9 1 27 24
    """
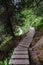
31 27 43 47
29 27 43 65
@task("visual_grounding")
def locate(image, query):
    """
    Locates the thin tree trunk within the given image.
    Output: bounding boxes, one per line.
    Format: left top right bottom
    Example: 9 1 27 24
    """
8 19 14 37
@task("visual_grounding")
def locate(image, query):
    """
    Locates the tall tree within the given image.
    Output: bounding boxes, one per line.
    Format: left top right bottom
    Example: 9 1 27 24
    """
0 0 15 37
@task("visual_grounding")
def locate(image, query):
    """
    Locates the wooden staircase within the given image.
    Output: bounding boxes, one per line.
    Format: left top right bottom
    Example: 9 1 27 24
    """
9 26 35 65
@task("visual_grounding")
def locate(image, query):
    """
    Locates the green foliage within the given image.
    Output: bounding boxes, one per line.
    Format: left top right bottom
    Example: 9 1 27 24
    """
4 59 9 65
0 58 9 65
18 7 43 30
14 28 19 36
0 61 3 65
13 4 43 34
0 36 12 48
12 12 25 26
0 44 14 65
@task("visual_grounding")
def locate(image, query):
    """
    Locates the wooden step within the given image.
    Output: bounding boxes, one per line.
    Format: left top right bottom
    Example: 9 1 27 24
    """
19 44 29 48
19 35 33 45
9 59 29 65
11 55 29 59
27 26 35 38
13 50 28 55
19 42 30 45
19 43 30 48
9 27 35 65
14 49 27 51
14 46 28 51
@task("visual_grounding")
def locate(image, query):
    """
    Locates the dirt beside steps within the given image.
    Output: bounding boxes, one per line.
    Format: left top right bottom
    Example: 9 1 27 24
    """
29 37 43 65
29 28 43 65
9 26 35 65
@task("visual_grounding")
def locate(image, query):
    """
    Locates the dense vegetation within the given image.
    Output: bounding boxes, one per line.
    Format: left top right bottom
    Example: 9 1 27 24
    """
0 0 43 65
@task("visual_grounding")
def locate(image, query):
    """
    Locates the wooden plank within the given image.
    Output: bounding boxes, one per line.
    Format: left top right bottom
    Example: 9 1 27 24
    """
19 36 33 46
17 46 27 48
13 50 28 55
21 37 32 43
19 43 29 46
11 55 29 59
19 45 29 48
16 45 28 50
14 49 27 51
20 37 32 45
25 26 35 38
19 42 30 45
14 46 28 51
19 43 30 48
9 59 29 65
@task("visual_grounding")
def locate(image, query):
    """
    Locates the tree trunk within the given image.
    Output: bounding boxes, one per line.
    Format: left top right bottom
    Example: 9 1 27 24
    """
8 19 14 37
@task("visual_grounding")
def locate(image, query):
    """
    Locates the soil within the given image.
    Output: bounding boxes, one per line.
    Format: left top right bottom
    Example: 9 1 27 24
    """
31 28 43 47
29 28 43 65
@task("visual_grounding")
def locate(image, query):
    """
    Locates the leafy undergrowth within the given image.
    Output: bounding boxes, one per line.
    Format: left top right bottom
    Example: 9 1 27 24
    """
0 36 13 49
0 36 13 65
14 1 43 32
0 59 9 65
0 46 14 65
20 8 43 30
